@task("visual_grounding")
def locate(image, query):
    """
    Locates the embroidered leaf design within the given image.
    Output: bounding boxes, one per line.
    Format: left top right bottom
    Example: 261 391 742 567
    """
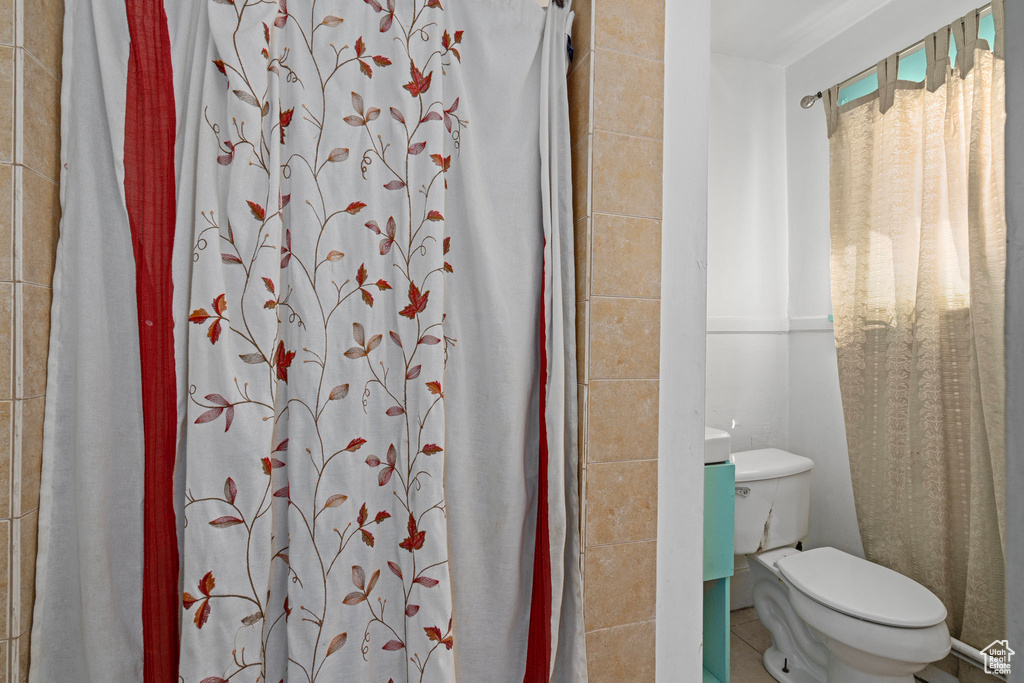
403 61 432 97
329 384 349 400
382 640 405 651
195 599 212 628
399 282 429 318
233 89 260 108
321 15 343 26
344 346 367 359
240 611 263 627
413 576 439 588
327 250 345 261
274 341 296 382
345 201 366 214
388 561 403 579
343 590 365 605
210 516 244 528
189 308 211 324
328 147 350 162
344 438 367 452
195 407 224 424
399 514 425 552
324 494 347 508
247 200 265 221
408 141 426 155
326 633 347 656
390 107 405 123
352 565 365 590
224 477 237 504
430 154 451 172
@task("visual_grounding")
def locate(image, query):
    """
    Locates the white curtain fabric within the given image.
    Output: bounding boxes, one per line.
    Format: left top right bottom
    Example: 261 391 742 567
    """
30 1 585 680
827 8 1006 677
28 2 148 681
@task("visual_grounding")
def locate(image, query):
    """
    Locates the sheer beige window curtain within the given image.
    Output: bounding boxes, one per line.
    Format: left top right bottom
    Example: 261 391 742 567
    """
826 3 1006 678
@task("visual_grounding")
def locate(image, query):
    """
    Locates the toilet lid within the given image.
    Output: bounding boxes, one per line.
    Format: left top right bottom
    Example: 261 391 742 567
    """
775 547 947 628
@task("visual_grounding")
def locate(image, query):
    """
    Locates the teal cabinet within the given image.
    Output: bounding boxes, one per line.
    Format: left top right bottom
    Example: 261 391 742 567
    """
703 462 735 683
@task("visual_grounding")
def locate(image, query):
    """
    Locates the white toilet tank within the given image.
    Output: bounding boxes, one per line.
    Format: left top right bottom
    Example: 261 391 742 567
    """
732 448 814 555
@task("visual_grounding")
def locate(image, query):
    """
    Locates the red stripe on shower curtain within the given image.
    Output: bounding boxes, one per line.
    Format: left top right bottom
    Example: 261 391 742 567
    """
525 248 552 681
123 0 180 679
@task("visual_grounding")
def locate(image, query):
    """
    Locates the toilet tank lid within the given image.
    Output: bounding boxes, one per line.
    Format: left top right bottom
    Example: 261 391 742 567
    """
731 448 813 482
776 547 948 628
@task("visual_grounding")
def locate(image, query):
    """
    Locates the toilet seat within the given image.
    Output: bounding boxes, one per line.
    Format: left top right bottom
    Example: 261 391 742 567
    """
775 547 947 628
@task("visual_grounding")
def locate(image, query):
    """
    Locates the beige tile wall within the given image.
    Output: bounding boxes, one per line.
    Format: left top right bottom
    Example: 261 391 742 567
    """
0 0 63 679
569 0 664 678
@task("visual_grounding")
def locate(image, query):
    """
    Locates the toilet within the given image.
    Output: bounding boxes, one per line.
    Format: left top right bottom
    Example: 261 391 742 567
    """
733 448 951 683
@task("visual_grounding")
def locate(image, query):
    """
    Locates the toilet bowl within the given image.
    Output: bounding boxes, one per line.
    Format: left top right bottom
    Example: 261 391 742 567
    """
733 449 951 683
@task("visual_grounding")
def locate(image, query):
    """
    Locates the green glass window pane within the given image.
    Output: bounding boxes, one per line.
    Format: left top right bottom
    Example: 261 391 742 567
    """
898 47 927 82
979 12 996 49
838 72 879 106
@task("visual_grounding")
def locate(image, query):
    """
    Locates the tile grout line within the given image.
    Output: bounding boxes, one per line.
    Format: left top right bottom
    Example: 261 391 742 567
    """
11 0 23 673
584 617 656 635
591 43 664 65
593 126 664 145
23 47 59 85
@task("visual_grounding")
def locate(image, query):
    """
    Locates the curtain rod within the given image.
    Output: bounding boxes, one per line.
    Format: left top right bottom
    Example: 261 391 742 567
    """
799 3 992 109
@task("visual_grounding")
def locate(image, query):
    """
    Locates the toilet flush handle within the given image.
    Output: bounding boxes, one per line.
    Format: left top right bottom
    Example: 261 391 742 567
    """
735 486 750 497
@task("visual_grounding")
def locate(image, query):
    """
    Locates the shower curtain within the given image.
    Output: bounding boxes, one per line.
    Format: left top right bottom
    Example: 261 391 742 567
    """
29 0 586 681
826 3 1005 677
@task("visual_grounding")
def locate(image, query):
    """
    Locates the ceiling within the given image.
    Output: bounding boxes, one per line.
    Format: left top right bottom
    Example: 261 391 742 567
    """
711 0 895 66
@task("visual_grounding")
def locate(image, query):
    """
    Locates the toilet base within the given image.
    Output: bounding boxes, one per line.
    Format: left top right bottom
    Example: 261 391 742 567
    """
763 646 824 683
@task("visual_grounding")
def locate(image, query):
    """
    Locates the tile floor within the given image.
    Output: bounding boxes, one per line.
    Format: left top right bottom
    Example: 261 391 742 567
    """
730 607 777 682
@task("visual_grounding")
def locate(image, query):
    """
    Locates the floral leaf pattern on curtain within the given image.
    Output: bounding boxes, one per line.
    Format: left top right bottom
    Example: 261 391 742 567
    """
179 1 465 680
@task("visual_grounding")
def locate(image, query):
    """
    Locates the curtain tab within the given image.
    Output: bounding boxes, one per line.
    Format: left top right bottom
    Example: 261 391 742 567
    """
992 0 1005 59
877 54 899 115
925 28 950 92
953 10 979 75
824 84 840 139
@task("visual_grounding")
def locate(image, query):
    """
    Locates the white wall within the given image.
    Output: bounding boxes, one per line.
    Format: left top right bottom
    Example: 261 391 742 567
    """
656 0 709 677
706 54 790 453
783 0 983 558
